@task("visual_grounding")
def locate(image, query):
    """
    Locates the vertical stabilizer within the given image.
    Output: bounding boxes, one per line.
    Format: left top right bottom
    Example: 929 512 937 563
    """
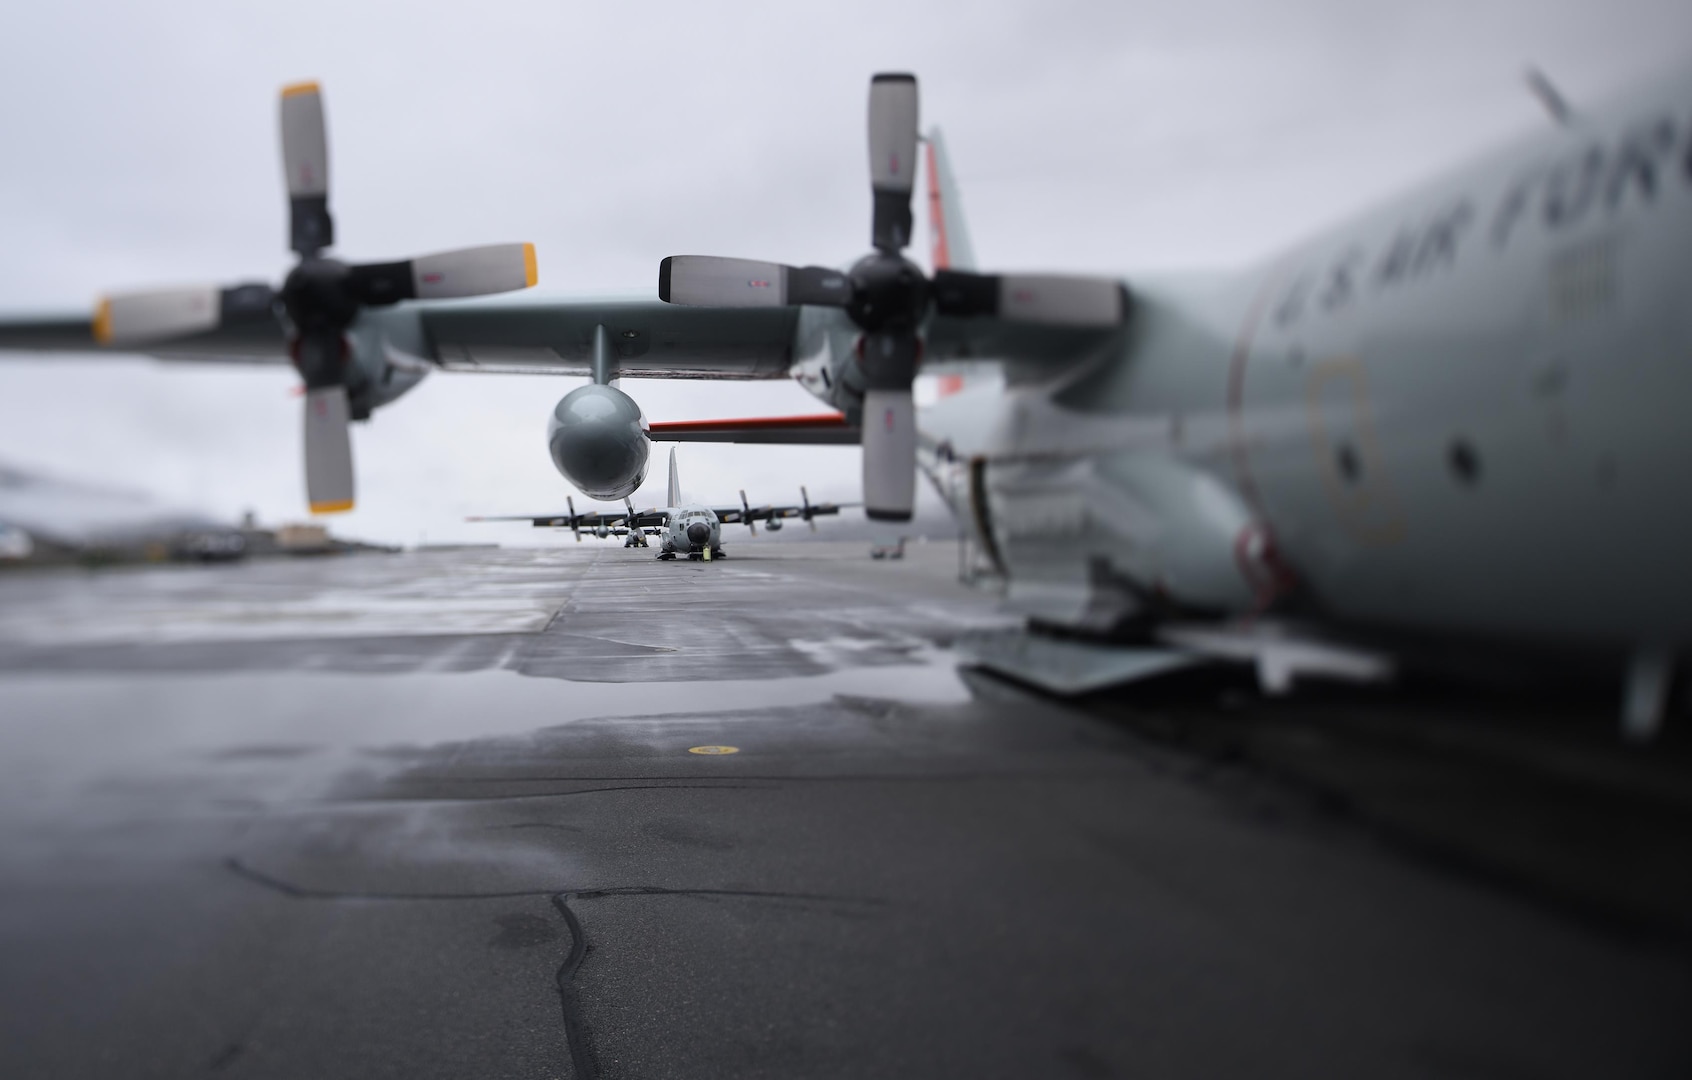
924 127 977 271
667 446 682 507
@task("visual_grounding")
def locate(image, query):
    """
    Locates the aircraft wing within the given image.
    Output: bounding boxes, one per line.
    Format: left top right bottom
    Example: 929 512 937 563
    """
419 296 798 379
0 292 801 379
467 508 670 529
712 499 856 526
0 306 287 363
0 293 1112 374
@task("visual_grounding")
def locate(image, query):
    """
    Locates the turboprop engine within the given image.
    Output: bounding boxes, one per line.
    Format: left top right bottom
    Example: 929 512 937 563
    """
547 383 650 501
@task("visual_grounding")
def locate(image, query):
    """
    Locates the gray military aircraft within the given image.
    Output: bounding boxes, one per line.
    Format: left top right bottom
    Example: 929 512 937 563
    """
644 65 1692 735
3 64 1691 732
467 448 851 560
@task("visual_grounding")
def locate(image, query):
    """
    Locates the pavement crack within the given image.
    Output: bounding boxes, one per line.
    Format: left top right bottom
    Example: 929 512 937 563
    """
551 892 601 1080
226 857 880 907
229 857 878 1080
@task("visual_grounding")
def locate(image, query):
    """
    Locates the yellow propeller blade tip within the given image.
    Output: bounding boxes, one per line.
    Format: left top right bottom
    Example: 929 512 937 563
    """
309 499 354 514
281 80 321 98
92 297 113 344
523 243 538 288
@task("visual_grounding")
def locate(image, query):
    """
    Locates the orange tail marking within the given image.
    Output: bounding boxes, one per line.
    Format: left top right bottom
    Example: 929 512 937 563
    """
925 139 950 270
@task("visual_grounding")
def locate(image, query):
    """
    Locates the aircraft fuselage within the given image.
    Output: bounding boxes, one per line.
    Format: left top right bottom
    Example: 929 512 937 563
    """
660 505 723 559
846 64 1692 657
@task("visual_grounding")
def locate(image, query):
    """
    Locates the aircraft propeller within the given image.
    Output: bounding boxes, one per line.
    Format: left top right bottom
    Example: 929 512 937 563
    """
91 81 538 513
658 73 1127 520
799 486 818 533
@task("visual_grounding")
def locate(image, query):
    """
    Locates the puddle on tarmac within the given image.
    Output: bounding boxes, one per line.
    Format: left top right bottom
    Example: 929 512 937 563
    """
0 645 972 818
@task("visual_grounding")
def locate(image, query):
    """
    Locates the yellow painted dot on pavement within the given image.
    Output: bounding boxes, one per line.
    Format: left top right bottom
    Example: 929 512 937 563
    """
687 745 740 755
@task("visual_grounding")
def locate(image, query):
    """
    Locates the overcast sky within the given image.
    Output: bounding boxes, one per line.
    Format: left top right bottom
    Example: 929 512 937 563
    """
0 1 1686 544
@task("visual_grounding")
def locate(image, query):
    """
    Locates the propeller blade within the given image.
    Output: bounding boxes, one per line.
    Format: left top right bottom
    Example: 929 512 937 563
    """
932 270 1127 327
344 243 538 306
94 286 216 345
801 486 817 531
280 81 333 255
410 243 538 299
93 283 276 346
861 389 917 521
567 495 581 542
744 490 764 538
657 257 850 308
660 257 785 306
303 386 354 513
868 73 919 252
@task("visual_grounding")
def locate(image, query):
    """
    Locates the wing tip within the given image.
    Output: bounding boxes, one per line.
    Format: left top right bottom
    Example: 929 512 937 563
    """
522 243 538 288
92 297 112 344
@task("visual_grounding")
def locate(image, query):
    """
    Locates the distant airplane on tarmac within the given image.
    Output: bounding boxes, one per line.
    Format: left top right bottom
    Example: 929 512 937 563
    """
467 449 852 561
3 62 1692 734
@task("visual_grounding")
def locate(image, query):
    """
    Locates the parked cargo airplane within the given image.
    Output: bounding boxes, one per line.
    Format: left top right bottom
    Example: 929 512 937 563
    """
468 448 851 561
2 63 1690 733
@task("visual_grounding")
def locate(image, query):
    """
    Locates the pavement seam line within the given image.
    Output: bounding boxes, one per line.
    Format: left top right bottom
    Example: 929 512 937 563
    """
225 857 882 906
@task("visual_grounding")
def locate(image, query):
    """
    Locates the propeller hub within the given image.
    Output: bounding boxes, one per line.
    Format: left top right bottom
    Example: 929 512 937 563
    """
846 252 930 334
281 257 360 334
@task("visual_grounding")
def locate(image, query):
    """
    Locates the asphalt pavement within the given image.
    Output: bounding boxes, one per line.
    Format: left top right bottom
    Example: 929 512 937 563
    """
0 542 1686 1078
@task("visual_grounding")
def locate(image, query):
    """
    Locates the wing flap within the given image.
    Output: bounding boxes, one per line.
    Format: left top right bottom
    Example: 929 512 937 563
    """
648 413 858 445
421 296 799 379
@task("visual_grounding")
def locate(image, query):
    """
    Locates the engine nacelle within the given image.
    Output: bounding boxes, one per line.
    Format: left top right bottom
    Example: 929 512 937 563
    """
548 383 650 501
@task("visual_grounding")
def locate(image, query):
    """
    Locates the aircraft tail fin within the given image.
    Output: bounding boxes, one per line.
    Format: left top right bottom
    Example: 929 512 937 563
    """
924 127 977 271
666 446 682 507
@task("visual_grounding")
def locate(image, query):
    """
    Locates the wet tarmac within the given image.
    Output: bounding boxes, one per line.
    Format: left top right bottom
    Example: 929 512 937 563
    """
0 543 1687 1078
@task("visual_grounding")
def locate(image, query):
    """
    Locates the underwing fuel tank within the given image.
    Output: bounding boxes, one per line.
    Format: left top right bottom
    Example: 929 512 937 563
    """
547 384 650 500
